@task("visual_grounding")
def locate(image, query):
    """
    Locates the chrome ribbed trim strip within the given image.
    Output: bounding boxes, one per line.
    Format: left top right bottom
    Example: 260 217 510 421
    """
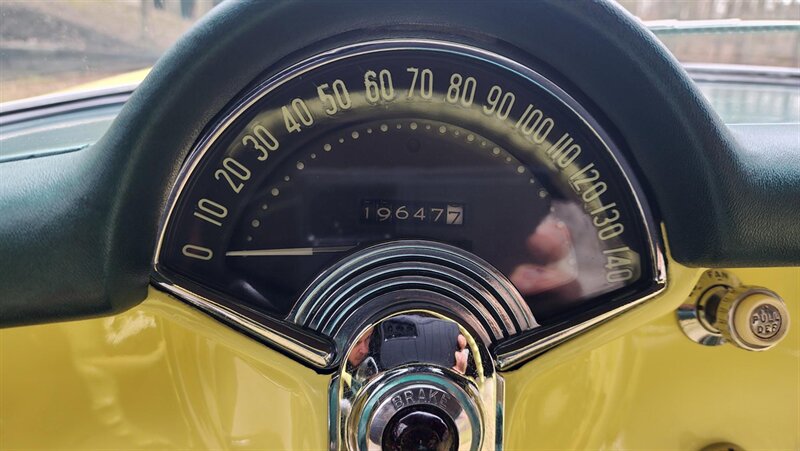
289 241 538 339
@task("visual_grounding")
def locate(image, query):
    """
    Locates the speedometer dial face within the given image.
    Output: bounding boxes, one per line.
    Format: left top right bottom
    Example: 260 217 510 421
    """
157 41 660 331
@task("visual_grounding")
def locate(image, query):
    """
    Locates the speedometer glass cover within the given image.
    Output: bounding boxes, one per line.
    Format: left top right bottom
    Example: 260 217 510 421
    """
155 41 662 359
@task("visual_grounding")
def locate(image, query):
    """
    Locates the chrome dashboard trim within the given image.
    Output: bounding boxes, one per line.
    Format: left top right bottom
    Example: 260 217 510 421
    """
645 18 800 34
684 63 800 86
0 84 136 126
152 39 667 371
151 274 335 368
495 280 666 369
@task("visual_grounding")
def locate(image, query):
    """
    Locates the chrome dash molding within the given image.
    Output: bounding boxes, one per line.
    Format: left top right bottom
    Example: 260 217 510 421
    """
0 84 137 126
151 275 335 368
151 38 667 372
495 283 666 369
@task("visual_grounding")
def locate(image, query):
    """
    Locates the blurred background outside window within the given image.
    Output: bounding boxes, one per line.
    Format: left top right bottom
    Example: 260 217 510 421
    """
621 0 799 67
0 0 798 104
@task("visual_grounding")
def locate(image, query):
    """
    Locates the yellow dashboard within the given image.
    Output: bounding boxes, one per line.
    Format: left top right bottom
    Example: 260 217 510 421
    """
2 254 798 449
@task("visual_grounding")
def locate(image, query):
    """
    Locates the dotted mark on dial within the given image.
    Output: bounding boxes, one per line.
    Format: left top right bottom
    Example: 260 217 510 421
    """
276 120 543 208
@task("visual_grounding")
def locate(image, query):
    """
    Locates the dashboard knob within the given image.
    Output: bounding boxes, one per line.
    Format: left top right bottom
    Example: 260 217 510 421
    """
712 287 789 351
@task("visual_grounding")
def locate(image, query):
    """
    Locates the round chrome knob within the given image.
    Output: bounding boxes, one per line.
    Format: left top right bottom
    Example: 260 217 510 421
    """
677 270 791 351
712 287 790 351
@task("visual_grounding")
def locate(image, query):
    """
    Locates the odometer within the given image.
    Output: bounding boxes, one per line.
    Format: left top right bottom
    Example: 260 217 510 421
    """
155 41 661 354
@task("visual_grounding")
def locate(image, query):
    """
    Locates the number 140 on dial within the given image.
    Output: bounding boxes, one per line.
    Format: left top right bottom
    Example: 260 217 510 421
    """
361 201 464 226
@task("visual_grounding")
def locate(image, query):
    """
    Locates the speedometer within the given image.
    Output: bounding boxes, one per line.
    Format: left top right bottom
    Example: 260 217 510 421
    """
154 41 663 367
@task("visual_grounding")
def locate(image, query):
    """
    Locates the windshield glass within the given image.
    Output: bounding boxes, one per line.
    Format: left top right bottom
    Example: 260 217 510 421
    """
1 0 205 103
0 0 798 105
624 0 800 68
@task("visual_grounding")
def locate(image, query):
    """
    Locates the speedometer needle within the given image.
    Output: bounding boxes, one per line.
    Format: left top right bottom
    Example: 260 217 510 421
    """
225 246 355 257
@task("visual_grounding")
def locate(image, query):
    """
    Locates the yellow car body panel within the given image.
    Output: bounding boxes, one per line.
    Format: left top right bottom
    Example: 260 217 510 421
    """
504 264 800 450
0 291 329 450
59 69 151 94
2 252 797 449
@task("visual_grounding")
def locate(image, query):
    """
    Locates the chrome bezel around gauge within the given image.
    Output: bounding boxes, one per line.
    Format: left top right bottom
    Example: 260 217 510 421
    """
151 39 666 371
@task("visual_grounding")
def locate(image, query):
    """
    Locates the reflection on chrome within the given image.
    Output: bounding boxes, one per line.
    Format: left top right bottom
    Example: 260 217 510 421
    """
345 316 469 379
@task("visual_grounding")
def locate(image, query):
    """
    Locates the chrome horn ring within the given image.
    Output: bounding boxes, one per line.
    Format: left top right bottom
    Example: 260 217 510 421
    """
330 311 502 451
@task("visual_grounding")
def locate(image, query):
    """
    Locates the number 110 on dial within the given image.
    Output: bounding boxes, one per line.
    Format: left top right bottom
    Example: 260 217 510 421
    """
361 201 464 226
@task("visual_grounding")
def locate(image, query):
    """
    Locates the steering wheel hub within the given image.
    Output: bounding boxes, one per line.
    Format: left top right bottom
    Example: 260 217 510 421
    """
332 311 501 451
